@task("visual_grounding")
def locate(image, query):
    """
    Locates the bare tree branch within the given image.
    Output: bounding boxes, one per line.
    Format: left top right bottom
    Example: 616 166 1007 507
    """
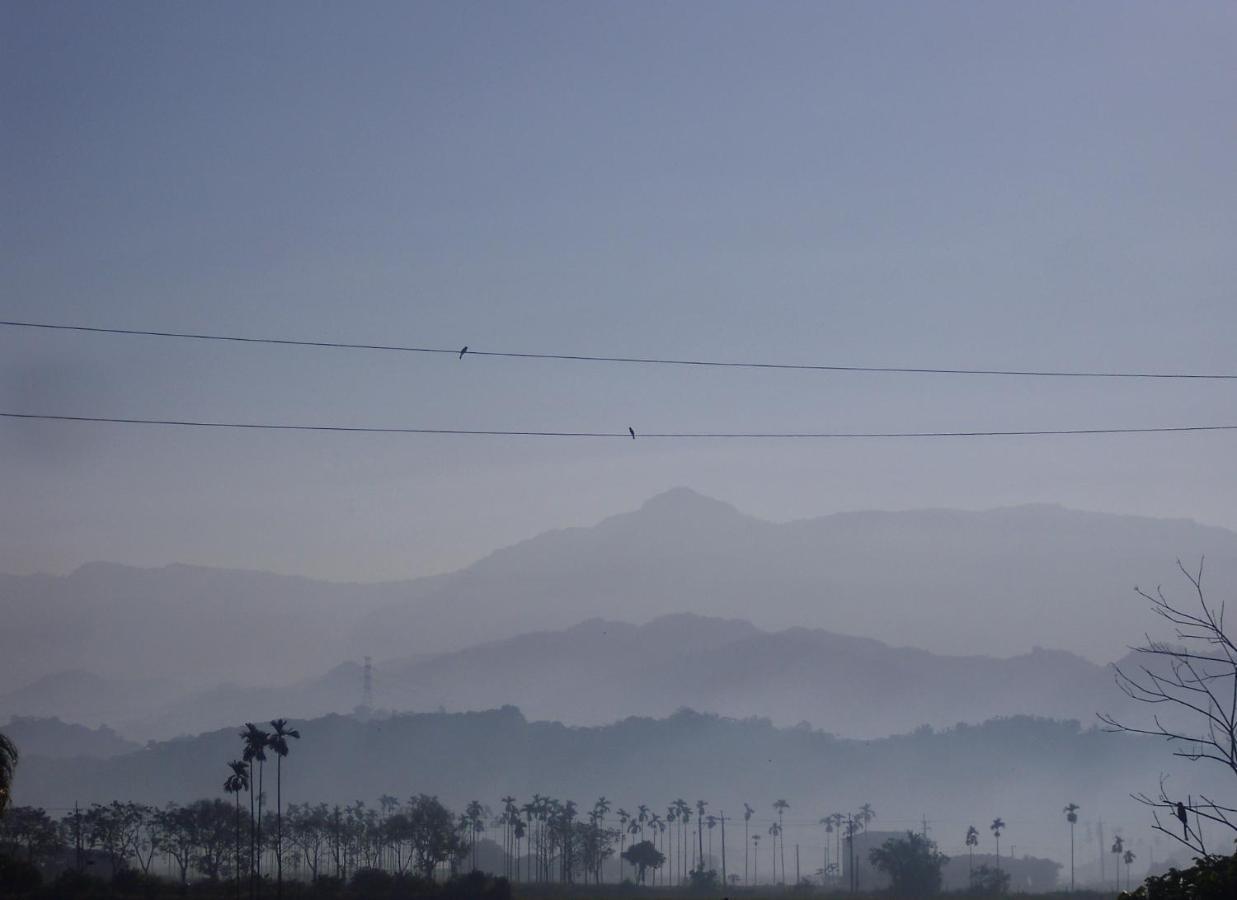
1102 559 1237 858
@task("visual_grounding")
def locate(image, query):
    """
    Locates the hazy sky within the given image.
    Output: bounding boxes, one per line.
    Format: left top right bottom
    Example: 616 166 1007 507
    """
3 1 1235 581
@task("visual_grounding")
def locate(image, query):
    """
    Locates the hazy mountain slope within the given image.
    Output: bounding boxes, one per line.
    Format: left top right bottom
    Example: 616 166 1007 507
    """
113 663 370 740
366 614 1126 736
0 562 396 687
351 489 1237 664
1 715 140 759
4 490 1234 694
90 613 1128 741
0 670 185 730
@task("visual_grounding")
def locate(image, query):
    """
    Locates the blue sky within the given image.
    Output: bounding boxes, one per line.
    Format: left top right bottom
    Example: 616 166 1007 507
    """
3 1 1235 579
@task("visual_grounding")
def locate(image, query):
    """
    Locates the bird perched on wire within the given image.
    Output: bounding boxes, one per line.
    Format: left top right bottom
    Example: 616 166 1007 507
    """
1176 802 1189 837
628 426 636 440
459 346 468 359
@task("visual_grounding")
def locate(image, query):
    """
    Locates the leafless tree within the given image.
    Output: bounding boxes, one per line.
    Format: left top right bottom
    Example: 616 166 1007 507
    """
1098 558 1237 857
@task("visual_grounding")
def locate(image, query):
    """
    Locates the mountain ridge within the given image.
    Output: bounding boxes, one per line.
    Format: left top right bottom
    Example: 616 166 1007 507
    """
3 611 1138 742
3 490 1234 698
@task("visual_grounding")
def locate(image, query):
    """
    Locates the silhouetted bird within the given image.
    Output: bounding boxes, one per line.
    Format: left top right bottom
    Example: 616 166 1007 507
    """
459 346 468 359
1176 802 1189 836
628 426 636 439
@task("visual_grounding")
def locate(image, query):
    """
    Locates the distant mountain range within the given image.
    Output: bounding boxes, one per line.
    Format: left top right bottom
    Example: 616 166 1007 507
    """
4 489 1233 736
348 614 1137 738
0 611 1151 741
347 488 1236 667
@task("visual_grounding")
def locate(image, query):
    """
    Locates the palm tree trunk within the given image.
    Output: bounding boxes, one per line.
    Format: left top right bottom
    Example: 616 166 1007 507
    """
780 823 785 883
235 791 242 900
1069 822 1075 891
276 755 283 900
256 761 264 897
249 778 256 900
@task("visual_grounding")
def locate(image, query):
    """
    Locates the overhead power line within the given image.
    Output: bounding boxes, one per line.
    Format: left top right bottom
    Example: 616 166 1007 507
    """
3 319 1235 380
3 412 1235 439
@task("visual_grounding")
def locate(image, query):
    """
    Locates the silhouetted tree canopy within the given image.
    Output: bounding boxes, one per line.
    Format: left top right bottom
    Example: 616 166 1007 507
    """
0 731 17 815
867 830 949 896
619 839 663 884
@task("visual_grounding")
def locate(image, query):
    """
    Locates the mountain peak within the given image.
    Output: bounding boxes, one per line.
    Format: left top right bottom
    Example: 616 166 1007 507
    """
637 487 745 518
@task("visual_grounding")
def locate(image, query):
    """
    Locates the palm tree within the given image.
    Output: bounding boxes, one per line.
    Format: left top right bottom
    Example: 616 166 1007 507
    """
267 720 300 900
1111 835 1124 893
465 800 487 870
665 804 678 882
1064 803 1080 891
626 815 641 878
845 815 860 891
675 799 691 880
649 814 664 885
617 808 630 881
500 796 518 878
767 822 782 883
858 803 875 833
744 804 754 884
965 825 979 881
752 833 760 885
696 800 707 872
522 798 540 881
512 816 526 882
657 816 668 884
588 797 606 883
819 817 833 883
1123 849 1136 892
991 818 1006 876
241 723 270 899
0 731 16 815
830 812 845 885
225 761 250 899
773 800 789 883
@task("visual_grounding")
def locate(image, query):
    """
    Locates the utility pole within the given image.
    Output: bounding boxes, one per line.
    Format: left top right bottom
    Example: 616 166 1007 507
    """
795 843 800 885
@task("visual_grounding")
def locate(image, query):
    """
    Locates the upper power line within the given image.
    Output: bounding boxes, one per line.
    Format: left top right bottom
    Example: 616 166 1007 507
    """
4 319 1236 380
4 412 1235 439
